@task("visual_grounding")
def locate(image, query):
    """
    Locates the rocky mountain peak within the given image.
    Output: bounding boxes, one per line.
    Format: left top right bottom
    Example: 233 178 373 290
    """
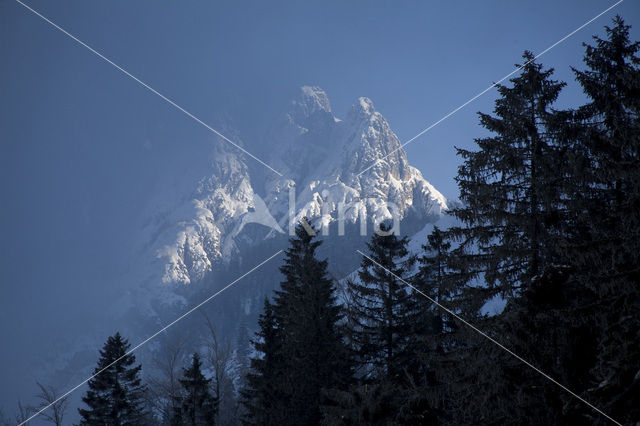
149 86 449 286
347 96 376 122
291 86 332 122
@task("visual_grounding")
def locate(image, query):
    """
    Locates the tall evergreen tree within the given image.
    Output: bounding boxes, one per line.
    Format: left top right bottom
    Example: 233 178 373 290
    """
243 222 351 425
408 226 461 421
78 332 147 425
415 226 457 343
172 353 217 426
444 52 576 423
568 16 640 422
567 16 640 285
241 299 289 426
346 225 419 389
443 32 640 424
451 51 567 300
500 18 640 424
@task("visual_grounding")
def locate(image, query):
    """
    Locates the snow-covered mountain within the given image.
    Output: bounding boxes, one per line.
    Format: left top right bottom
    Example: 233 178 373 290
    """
150 86 450 286
16 87 454 419
264 86 448 233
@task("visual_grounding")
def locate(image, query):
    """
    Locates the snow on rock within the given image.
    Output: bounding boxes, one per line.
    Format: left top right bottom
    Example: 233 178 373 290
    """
150 86 451 285
265 87 450 234
144 133 264 285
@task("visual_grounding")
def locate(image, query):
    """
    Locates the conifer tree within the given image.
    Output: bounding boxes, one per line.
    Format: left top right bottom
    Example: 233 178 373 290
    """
277 222 351 424
243 222 351 425
415 226 456 341
445 52 573 423
172 353 217 426
450 51 567 300
498 18 640 423
241 299 288 426
444 31 640 423
346 224 417 385
78 332 147 425
409 226 461 420
567 16 640 284
568 16 640 422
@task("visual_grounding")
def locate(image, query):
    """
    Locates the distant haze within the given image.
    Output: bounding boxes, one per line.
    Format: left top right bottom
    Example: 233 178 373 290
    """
1 0 638 419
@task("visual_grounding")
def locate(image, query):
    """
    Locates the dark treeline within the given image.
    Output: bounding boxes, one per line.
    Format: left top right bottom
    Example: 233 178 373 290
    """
241 17 639 425
6 17 637 426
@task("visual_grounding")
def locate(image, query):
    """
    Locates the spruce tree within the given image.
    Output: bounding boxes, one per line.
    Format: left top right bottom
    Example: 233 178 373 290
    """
450 51 567 299
241 299 289 426
277 222 351 424
243 222 351 425
415 226 457 342
408 226 461 421
78 332 147 425
568 16 640 422
172 353 217 426
448 52 571 346
443 34 640 424
445 52 574 423
568 16 640 286
346 224 418 386
500 18 640 424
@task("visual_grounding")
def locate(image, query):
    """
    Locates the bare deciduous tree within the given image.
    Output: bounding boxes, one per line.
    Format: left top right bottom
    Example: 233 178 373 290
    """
146 335 188 424
201 311 241 425
15 400 33 425
33 382 68 426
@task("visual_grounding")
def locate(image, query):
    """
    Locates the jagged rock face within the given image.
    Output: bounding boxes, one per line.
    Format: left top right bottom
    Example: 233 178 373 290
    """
154 86 449 285
153 143 257 285
265 86 448 233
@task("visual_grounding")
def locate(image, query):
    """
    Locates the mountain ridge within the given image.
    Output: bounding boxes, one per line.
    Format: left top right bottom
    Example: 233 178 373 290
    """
150 86 450 286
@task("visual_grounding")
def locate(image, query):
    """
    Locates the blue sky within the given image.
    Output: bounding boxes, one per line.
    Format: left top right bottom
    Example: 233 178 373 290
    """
0 0 638 416
2 1 638 197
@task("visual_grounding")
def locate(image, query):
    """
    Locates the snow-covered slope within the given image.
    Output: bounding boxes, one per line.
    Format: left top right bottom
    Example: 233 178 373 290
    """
148 86 450 286
138 139 280 287
153 143 256 285
264 87 448 232
22 87 456 415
